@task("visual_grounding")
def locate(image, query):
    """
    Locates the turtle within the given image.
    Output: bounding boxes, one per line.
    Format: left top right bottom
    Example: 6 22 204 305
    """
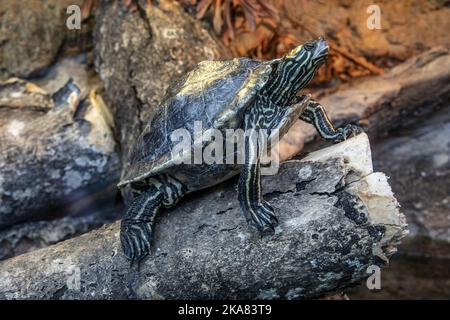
118 37 361 263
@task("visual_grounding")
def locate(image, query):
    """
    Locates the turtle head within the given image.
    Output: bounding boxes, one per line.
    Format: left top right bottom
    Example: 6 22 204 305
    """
265 37 328 105
282 36 328 88
285 36 328 67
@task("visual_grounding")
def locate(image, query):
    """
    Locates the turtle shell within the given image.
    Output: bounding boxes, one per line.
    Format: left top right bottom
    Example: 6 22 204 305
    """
118 57 277 187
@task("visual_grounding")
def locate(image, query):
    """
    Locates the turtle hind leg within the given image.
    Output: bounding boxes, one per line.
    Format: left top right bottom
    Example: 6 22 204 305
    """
299 100 362 143
120 175 187 265
120 186 162 265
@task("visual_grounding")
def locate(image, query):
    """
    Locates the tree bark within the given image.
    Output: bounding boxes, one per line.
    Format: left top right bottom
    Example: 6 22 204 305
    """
0 133 407 299
276 47 450 161
0 79 121 229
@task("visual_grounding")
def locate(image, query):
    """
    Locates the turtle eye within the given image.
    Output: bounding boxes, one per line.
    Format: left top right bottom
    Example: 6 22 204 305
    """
304 42 315 51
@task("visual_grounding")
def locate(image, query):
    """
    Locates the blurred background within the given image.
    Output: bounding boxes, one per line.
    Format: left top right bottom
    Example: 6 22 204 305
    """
0 0 449 299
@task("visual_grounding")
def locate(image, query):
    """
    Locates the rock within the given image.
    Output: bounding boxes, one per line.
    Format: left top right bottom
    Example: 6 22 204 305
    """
0 0 94 79
94 0 230 165
0 133 407 299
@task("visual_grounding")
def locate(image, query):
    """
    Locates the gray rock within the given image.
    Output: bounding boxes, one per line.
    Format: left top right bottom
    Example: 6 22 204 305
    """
0 0 93 79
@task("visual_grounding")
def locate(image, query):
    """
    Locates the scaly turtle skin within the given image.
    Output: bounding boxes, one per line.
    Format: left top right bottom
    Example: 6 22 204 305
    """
118 37 361 263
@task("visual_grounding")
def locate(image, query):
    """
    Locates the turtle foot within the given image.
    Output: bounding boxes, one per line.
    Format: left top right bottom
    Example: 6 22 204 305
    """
246 201 279 235
120 219 153 265
333 124 363 143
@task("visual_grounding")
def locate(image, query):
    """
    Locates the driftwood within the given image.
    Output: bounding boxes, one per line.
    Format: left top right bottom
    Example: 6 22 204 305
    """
0 79 120 229
276 47 450 161
0 134 407 299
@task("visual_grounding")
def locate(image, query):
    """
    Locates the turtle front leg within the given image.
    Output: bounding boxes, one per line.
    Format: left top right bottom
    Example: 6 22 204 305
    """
298 99 362 143
238 122 278 233
120 175 186 264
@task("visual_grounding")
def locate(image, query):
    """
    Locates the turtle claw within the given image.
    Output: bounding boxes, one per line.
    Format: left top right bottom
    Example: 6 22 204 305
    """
247 201 278 235
333 124 363 143
120 219 152 264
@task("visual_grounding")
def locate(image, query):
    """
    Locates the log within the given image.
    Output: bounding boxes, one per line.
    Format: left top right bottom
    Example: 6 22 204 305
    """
0 79 121 229
0 185 120 261
275 47 450 161
94 0 229 165
0 133 407 299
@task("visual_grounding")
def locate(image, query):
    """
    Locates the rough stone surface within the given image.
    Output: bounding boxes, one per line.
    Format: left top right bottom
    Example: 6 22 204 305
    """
0 79 120 229
0 0 94 79
0 134 407 299
94 0 229 164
